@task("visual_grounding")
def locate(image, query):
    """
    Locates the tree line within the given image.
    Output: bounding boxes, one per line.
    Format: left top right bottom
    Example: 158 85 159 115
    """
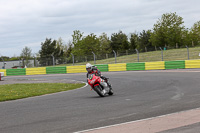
39 12 200 58
1 12 200 64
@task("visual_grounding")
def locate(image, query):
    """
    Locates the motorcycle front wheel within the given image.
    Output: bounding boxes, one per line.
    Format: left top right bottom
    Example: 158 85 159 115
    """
94 85 106 97
108 87 114 95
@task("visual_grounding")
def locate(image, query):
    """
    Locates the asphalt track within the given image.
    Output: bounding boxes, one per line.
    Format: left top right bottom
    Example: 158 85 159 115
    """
0 69 200 133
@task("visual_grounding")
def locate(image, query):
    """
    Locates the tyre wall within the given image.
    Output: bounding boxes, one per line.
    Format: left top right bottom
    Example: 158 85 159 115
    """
1 59 200 76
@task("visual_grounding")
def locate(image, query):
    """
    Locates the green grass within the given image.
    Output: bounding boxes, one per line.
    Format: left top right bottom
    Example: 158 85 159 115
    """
0 83 85 102
57 47 200 66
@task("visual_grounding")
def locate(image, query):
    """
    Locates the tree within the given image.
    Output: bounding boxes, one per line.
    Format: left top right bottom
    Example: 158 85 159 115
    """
39 38 57 56
138 30 153 52
81 33 100 56
72 31 100 57
150 12 185 48
72 30 84 56
99 33 112 54
39 38 57 66
20 46 32 67
110 31 129 52
181 28 192 47
64 40 73 57
56 37 64 57
130 33 138 51
190 21 200 46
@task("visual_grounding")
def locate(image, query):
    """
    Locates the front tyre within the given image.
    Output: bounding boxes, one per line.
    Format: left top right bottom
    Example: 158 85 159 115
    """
94 85 106 97
108 87 114 95
107 82 114 95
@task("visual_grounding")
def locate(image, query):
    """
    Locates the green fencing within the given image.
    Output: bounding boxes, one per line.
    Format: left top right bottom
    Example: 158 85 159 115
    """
6 68 26 76
165 60 185 69
46 66 67 74
126 63 145 71
95 64 109 72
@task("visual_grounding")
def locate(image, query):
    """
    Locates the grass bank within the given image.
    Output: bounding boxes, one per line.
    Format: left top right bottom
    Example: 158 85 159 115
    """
57 47 200 66
0 83 85 102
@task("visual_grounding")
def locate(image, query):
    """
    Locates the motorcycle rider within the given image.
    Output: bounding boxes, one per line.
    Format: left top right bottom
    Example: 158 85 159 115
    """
86 63 111 87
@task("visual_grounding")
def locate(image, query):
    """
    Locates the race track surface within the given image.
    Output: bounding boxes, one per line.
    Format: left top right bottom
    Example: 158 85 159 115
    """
0 70 200 133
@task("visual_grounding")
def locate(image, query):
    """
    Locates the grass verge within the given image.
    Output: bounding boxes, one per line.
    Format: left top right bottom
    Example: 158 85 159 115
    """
0 83 85 102
57 47 200 66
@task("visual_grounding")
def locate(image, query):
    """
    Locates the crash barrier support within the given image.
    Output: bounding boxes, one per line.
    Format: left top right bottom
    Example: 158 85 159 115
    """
1 59 200 76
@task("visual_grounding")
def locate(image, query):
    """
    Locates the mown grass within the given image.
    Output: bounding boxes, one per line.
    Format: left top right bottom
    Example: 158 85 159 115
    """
57 47 200 66
0 83 85 102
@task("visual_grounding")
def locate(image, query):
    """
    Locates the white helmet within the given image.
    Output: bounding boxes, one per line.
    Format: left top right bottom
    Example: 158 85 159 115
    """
86 63 92 72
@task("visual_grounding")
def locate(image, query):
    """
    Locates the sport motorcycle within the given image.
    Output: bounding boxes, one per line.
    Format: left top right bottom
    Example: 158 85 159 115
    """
87 73 114 97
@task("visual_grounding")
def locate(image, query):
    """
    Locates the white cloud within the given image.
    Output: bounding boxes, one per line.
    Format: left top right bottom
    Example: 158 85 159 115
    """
0 0 200 57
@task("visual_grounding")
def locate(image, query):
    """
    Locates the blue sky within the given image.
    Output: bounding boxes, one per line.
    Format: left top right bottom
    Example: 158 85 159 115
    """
0 0 200 57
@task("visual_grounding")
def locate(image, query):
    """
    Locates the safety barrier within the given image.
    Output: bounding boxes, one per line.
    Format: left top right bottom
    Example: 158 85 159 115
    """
6 68 26 76
26 67 46 75
165 60 185 70
0 69 6 76
145 61 165 70
67 65 86 73
108 63 126 71
95 64 108 72
185 60 200 69
126 63 145 71
1 59 200 76
46 66 67 74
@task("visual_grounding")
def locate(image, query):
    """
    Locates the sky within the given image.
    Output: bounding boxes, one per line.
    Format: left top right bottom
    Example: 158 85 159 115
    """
0 0 200 57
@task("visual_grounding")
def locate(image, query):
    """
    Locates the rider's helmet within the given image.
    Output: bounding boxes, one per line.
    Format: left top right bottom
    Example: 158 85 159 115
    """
86 63 93 73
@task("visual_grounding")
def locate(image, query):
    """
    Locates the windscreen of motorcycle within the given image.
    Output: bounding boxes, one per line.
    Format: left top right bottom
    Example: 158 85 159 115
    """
88 74 94 80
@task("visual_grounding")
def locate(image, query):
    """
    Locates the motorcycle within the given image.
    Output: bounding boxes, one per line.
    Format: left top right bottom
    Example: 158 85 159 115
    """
87 73 114 97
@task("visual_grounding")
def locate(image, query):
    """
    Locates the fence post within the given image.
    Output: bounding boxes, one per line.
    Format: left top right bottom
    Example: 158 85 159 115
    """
1 57 6 69
51 55 55 66
92 51 96 64
135 49 139 62
34 57 36 67
18 58 21 67
186 45 189 60
159 47 163 61
113 50 117 64
71 53 74 65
